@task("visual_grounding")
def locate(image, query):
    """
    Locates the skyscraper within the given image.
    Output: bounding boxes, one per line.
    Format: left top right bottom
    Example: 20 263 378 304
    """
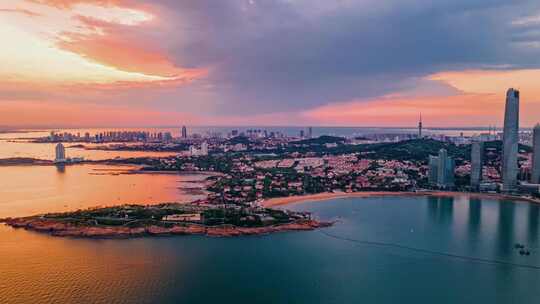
307 127 313 139
502 88 519 192
470 141 484 190
428 148 455 188
418 113 423 138
531 124 540 183
181 126 188 139
428 155 439 185
55 143 66 163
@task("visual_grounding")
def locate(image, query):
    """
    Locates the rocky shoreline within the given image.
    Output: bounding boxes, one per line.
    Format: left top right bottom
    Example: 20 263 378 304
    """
0 217 332 239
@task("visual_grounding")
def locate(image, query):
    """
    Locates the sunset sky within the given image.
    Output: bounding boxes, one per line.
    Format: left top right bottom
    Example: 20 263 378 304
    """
2 0 540 127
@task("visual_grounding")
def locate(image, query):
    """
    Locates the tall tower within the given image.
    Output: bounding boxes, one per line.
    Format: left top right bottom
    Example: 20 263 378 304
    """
418 113 423 138
470 141 484 190
55 143 66 163
428 148 455 188
437 148 448 186
502 88 520 192
181 126 187 139
531 124 540 183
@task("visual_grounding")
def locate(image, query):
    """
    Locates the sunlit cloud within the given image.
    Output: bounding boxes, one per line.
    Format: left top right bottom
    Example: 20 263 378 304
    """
0 7 41 17
71 3 153 26
302 94 504 127
0 0 202 88
27 0 124 8
302 68 540 128
428 69 540 96
0 24 170 85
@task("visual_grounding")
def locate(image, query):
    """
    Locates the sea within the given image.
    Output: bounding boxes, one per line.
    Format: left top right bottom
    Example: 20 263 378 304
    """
1 196 540 303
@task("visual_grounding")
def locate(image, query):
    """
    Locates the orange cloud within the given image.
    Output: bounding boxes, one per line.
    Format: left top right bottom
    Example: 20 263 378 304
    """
27 0 124 8
0 8 41 17
1 0 205 89
429 69 540 98
303 93 521 127
57 16 205 78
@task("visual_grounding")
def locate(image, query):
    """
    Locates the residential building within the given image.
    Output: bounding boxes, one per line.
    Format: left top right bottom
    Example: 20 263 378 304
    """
428 148 455 188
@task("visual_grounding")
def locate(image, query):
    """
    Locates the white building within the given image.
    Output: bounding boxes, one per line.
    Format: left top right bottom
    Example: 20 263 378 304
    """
201 142 208 156
54 143 66 163
189 142 209 156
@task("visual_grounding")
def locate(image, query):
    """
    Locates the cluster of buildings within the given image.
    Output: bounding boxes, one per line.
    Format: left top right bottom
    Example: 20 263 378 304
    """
198 153 419 204
428 88 540 194
46 130 175 143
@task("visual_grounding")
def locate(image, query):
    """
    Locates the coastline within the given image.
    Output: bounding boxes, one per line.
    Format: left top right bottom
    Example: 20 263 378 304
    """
262 191 540 208
3 190 539 239
1 217 331 238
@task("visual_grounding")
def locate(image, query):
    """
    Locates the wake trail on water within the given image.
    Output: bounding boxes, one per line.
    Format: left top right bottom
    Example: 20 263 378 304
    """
319 230 540 271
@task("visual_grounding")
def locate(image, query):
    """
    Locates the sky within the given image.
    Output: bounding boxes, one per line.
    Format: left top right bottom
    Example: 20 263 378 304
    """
2 0 540 128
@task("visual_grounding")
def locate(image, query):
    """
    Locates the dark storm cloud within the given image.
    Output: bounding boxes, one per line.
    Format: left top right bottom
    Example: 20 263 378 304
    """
152 0 540 114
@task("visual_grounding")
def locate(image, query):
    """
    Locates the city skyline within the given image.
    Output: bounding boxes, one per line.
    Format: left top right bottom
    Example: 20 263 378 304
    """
2 1 540 127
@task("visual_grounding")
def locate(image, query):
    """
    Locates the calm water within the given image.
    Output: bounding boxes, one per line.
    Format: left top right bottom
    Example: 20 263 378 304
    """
0 131 176 160
0 165 208 218
1 195 540 303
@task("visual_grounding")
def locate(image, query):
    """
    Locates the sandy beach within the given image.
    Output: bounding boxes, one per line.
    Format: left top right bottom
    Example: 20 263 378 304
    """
262 191 540 208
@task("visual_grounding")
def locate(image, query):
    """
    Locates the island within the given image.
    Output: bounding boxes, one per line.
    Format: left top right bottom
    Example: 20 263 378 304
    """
0 202 331 238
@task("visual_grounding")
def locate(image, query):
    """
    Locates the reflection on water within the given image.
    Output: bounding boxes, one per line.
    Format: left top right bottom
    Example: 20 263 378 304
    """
1 196 540 303
496 201 516 258
0 165 208 218
426 196 454 224
55 164 65 174
468 198 482 234
2 195 540 303
468 198 482 251
528 204 539 243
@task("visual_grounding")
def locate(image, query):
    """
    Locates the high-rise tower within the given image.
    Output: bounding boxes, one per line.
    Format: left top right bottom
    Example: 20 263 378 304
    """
55 143 66 163
470 141 484 190
531 124 540 183
502 88 519 192
428 148 455 188
181 126 188 139
418 113 423 138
